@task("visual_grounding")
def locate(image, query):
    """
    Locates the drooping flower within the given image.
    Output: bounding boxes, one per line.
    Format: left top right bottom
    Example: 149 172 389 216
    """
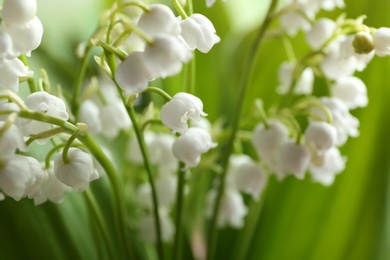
0 58 32 93
277 140 311 180
172 127 217 168
331 76 368 109
79 99 102 134
226 154 267 200
160 92 207 134
54 148 99 192
306 18 336 50
0 122 28 156
2 0 37 25
24 156 46 199
180 14 220 53
304 121 337 152
373 27 390 57
100 100 131 139
205 187 247 228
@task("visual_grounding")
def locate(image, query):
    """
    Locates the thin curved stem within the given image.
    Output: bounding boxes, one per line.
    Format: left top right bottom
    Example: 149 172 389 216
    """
206 1 279 259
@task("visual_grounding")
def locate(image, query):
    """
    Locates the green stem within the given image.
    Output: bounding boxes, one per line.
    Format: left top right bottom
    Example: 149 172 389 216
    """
126 105 164 260
206 1 279 259
173 163 187 260
45 143 66 169
71 44 92 115
19 54 37 93
61 129 80 163
141 119 163 133
84 190 116 260
140 87 172 101
172 0 188 19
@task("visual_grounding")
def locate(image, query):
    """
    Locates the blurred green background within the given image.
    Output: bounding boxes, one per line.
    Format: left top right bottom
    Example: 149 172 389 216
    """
1 0 390 259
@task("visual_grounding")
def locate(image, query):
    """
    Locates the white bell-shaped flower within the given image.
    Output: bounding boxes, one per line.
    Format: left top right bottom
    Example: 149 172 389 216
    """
0 122 28 156
277 140 311 180
54 148 99 192
280 11 312 37
0 154 34 201
172 127 217 168
160 92 207 134
373 27 390 57
139 210 175 243
277 61 314 95
115 51 153 96
309 147 345 186
0 30 14 61
339 35 374 71
100 100 131 139
315 0 345 11
24 156 46 199
0 58 32 93
306 18 336 50
34 165 72 205
137 173 177 209
180 14 220 53
5 16 43 56
149 134 178 173
0 102 20 122
226 154 267 200
310 97 359 146
22 91 69 142
79 99 102 134
206 187 247 228
2 0 37 25
331 76 368 109
304 121 337 152
137 4 181 38
144 35 192 78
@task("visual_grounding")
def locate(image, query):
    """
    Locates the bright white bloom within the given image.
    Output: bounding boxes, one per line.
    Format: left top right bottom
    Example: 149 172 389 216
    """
252 120 289 161
306 18 336 50
139 210 175 243
5 16 44 56
206 188 247 228
115 51 153 96
21 91 69 142
277 140 311 180
310 147 345 186
277 62 314 95
0 122 28 156
373 27 390 57
0 154 34 201
144 35 192 78
34 165 72 205
280 10 311 37
313 0 345 11
305 121 337 152
54 148 99 192
137 173 177 209
331 76 368 109
79 100 102 134
0 58 32 92
0 102 20 121
24 156 46 199
0 30 14 61
172 127 217 168
100 101 131 139
2 0 37 25
311 97 359 146
180 14 220 53
137 4 181 38
161 92 207 134
226 154 267 200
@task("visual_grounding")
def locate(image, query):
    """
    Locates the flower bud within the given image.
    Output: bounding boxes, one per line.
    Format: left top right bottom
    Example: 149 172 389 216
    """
54 148 99 192
373 27 390 57
305 121 337 152
278 141 311 179
352 31 374 54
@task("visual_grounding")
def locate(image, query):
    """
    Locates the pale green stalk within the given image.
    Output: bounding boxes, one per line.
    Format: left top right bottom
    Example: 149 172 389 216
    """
173 163 187 260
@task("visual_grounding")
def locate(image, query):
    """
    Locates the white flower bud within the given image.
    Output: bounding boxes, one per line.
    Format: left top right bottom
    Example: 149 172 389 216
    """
226 155 267 200
180 14 220 53
306 18 336 50
115 51 153 96
310 147 345 186
24 156 46 198
277 141 311 179
54 148 99 192
0 58 32 93
0 155 34 201
172 127 217 168
22 91 69 142
139 210 174 243
331 76 368 109
144 35 192 78
137 4 181 38
373 27 390 57
79 100 102 134
161 92 207 134
6 16 43 56
100 100 131 139
206 188 247 228
34 165 72 205
0 122 28 156
2 0 37 25
305 121 337 152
